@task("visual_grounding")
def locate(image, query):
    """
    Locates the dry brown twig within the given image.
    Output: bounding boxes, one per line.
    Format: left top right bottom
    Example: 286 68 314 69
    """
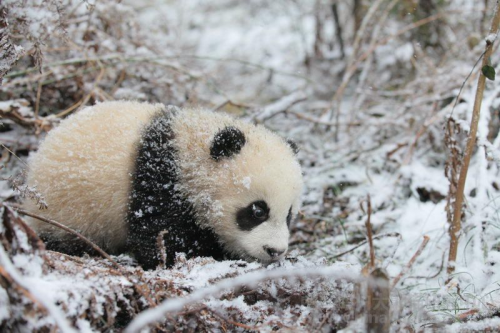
328 0 384 140
360 194 391 332
211 99 253 113
9 206 156 307
363 195 375 268
412 250 446 280
14 208 120 268
328 9 461 140
35 81 43 117
392 235 430 289
253 91 307 123
0 8 24 84
365 267 390 332
0 207 75 332
0 100 56 133
287 110 361 127
349 0 398 122
55 50 108 118
203 306 262 331
447 1 500 278
402 101 440 165
332 232 400 260
0 266 46 308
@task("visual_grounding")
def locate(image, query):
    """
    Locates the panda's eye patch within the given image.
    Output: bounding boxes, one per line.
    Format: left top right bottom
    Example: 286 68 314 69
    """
236 200 269 231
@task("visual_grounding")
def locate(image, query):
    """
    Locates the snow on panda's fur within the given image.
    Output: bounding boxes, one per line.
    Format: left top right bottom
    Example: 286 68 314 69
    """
23 101 303 269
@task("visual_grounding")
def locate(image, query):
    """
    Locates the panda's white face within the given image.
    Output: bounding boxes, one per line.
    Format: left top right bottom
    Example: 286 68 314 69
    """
212 173 302 262
173 110 303 263
206 126 303 263
228 198 295 263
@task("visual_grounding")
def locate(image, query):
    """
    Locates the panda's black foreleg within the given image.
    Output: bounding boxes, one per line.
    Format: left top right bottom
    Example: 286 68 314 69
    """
127 111 226 269
127 211 227 270
127 215 167 270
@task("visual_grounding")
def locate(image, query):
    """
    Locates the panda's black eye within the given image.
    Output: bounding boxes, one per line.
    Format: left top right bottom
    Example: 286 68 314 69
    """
236 200 269 231
252 204 267 220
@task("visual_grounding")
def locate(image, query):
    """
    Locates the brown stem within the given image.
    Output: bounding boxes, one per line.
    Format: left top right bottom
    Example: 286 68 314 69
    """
392 235 430 288
447 1 500 277
364 195 375 268
366 268 390 332
332 232 400 259
352 0 362 37
0 266 46 309
331 2 345 59
482 0 490 35
313 0 323 58
15 208 120 269
204 307 262 331
327 9 459 140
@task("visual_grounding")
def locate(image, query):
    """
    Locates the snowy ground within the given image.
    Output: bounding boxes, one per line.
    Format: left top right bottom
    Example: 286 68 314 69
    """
2 0 500 331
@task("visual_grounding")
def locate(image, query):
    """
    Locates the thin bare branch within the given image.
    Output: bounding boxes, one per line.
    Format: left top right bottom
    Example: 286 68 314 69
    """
11 206 157 307
332 233 401 259
447 1 500 277
392 235 430 288
364 195 375 268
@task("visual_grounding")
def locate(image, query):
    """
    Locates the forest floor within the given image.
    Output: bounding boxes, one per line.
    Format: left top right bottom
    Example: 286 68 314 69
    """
2 0 500 332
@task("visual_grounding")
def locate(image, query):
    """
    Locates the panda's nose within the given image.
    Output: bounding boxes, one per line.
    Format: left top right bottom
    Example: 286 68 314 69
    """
264 246 285 259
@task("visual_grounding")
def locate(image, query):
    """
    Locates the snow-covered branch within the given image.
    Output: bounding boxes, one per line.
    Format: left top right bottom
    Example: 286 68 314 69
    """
125 264 358 332
253 91 307 123
0 8 23 84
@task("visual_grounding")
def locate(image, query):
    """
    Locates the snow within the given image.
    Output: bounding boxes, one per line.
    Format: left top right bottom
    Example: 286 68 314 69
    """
126 262 359 332
2 0 500 331
241 176 251 190
0 245 76 333
253 91 308 122
485 33 498 44
0 287 10 322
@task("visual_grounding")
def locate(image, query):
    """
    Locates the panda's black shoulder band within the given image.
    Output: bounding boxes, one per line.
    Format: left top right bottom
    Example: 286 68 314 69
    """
210 126 246 160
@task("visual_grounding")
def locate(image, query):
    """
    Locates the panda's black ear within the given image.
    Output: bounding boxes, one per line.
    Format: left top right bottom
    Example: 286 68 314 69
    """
210 126 246 160
286 139 299 155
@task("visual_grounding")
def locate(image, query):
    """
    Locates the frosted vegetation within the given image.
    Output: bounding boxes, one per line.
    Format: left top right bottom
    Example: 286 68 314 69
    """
1 0 500 331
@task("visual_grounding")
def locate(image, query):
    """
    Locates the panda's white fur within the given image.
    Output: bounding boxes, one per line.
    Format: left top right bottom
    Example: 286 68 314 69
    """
24 101 303 267
24 102 160 251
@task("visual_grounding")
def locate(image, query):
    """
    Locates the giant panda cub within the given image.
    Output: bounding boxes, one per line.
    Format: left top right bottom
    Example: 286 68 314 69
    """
23 101 303 269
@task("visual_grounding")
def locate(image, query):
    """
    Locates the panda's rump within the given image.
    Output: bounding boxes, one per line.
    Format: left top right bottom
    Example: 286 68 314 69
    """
24 101 162 252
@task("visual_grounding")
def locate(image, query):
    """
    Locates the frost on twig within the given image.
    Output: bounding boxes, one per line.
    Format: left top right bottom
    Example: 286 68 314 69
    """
253 91 307 123
0 99 56 133
0 7 23 84
5 167 47 211
9 176 48 210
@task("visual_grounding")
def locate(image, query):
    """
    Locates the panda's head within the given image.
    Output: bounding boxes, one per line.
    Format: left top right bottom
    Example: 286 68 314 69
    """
204 125 303 263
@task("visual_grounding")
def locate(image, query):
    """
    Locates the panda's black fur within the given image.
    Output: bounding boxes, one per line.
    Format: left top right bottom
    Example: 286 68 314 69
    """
128 111 226 269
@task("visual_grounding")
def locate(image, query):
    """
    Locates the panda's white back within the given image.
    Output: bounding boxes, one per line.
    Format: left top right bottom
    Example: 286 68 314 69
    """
24 101 162 251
